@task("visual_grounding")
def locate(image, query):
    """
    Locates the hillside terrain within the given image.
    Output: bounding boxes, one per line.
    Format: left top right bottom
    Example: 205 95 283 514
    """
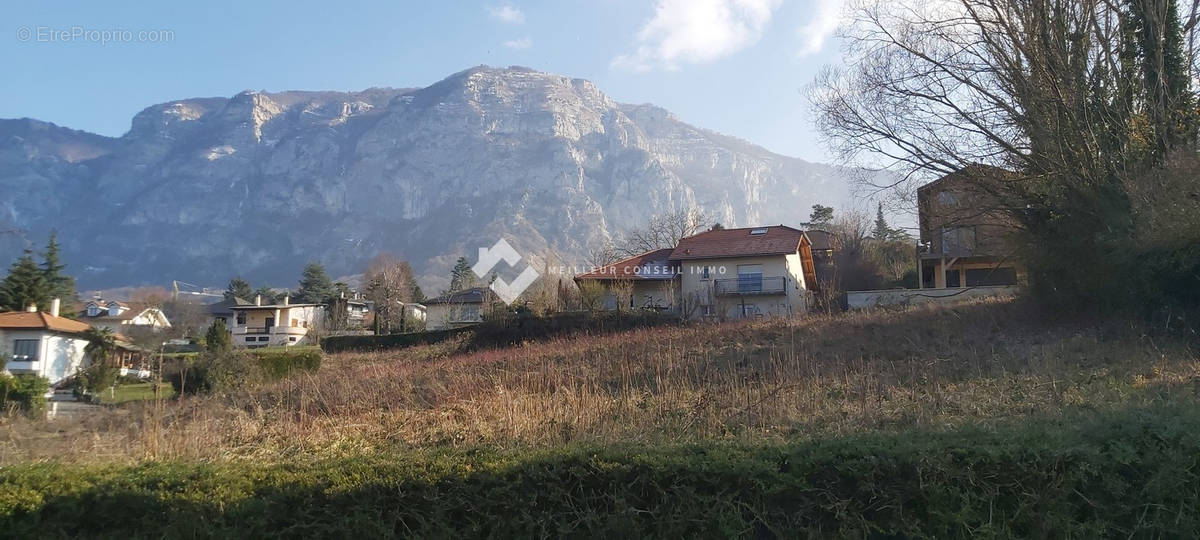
0 66 858 290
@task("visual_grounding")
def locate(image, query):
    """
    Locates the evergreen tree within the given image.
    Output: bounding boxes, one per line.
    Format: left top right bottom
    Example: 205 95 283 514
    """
226 277 254 301
204 319 232 353
409 276 425 302
808 205 834 227
873 203 891 240
295 262 334 304
448 257 476 292
0 250 50 312
253 286 279 305
40 232 76 303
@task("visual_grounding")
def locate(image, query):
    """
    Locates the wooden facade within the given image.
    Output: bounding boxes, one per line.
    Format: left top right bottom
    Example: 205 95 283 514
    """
917 165 1022 289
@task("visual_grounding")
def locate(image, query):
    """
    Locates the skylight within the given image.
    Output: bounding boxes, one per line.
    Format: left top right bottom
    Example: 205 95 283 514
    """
749 228 768 235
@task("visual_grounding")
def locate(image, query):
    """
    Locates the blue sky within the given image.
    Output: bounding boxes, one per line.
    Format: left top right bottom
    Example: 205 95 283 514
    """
1 0 844 163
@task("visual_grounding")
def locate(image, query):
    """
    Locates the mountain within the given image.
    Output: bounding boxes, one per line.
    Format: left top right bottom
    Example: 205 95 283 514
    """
0 65 857 291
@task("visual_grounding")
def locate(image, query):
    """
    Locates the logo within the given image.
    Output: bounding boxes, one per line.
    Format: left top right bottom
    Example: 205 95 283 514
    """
472 238 539 304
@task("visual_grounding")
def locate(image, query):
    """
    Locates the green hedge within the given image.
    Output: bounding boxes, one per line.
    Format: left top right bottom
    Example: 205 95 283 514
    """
253 347 321 379
3 406 1200 537
322 312 685 353
0 374 49 415
321 327 469 353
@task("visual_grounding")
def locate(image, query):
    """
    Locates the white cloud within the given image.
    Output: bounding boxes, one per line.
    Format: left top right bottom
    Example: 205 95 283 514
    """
612 0 782 71
796 0 844 57
503 37 533 50
488 5 525 24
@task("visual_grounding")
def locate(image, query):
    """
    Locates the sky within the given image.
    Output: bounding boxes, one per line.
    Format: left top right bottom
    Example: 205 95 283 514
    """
1 0 846 163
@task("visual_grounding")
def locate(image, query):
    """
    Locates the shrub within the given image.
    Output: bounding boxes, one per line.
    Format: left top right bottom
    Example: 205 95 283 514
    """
165 349 260 396
321 327 471 353
253 348 321 379
0 374 49 415
165 347 322 395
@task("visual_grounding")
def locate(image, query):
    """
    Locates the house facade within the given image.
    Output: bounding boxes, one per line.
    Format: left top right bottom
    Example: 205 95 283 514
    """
424 287 495 331
573 248 677 311
1 300 92 386
918 165 1022 289
574 226 820 321
228 296 323 348
206 296 251 329
671 226 818 320
80 299 172 333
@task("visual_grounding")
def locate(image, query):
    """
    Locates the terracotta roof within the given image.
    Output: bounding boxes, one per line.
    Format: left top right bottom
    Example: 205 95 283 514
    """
0 311 92 334
424 287 493 305
575 248 677 281
669 225 805 260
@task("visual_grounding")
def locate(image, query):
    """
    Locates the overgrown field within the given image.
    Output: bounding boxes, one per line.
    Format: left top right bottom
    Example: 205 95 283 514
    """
3 299 1199 535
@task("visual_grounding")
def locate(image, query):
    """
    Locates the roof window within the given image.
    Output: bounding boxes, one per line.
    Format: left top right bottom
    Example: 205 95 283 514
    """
749 228 768 235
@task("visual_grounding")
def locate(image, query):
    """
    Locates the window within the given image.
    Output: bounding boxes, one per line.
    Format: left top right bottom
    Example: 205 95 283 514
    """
941 227 977 254
290 318 298 327
87 304 99 317
737 264 763 293
288 337 297 342
245 337 256 343
236 312 246 325
937 191 959 206
701 266 710 280
750 228 768 235
258 336 269 342
12 339 38 361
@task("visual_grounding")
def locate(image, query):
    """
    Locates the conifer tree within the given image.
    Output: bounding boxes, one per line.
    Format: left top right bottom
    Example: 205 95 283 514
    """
296 262 334 304
0 250 51 312
40 232 76 303
448 257 476 292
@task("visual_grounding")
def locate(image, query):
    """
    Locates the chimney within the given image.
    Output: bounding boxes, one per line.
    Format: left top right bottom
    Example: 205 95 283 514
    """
25 303 37 312
50 298 60 317
283 295 290 306
255 294 262 306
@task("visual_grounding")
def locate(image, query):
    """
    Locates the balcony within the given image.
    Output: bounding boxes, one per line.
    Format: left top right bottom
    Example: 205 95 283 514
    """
715 276 786 296
6 360 40 372
234 325 309 335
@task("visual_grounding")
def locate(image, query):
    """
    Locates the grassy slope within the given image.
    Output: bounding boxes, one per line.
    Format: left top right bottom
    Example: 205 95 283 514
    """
3 299 1200 535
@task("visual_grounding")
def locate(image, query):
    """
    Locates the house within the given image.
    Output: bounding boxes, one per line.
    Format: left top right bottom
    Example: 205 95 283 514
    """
670 225 819 320
228 295 323 348
573 248 678 311
917 165 1021 288
424 287 496 331
80 299 172 333
0 299 92 386
205 296 251 329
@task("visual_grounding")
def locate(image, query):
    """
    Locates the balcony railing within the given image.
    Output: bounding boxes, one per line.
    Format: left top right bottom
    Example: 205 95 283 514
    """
715 276 787 296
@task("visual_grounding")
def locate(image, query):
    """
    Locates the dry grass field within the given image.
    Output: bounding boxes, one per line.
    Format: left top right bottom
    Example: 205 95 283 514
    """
4 298 1197 464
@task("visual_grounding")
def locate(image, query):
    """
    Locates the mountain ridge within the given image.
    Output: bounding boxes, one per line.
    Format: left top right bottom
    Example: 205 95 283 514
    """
0 65 855 291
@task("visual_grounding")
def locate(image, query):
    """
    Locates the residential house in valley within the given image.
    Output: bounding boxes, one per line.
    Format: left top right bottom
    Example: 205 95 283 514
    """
671 225 818 320
80 299 172 333
229 295 323 348
424 287 496 331
205 296 251 329
0 300 91 386
917 165 1021 289
574 225 821 320
573 248 677 311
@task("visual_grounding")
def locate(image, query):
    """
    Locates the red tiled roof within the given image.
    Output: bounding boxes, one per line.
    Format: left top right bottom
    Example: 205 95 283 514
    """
575 248 677 281
0 311 92 334
669 226 805 260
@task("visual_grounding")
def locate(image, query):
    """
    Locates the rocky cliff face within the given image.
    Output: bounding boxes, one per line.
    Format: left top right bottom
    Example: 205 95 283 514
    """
0 66 854 290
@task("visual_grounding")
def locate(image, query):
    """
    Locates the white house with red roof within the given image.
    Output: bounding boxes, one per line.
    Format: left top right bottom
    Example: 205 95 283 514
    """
575 225 821 320
0 300 94 385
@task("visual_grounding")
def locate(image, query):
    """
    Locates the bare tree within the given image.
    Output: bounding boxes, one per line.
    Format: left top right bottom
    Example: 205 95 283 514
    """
616 208 712 257
363 254 415 334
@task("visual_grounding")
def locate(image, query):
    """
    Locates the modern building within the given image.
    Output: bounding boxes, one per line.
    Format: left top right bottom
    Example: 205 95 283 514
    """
917 165 1022 289
423 287 496 331
228 295 323 348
